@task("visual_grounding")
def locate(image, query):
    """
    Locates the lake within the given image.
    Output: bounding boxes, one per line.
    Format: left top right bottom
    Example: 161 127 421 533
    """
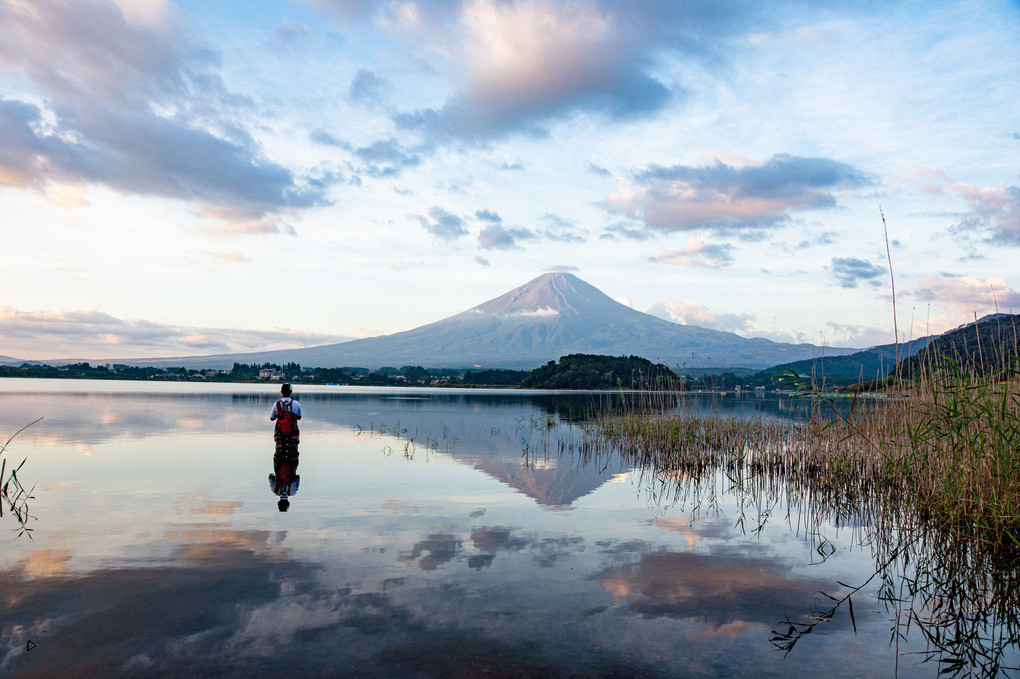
0 379 1016 678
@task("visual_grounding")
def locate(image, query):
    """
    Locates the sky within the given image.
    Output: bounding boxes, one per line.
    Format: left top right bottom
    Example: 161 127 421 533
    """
1 0 1019 361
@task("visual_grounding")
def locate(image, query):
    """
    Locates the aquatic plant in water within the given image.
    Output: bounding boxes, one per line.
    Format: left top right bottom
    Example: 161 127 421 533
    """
582 350 1020 678
1 418 40 539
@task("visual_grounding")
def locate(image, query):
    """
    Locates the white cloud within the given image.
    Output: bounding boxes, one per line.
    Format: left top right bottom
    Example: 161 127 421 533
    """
909 274 1020 322
647 300 755 335
513 307 559 317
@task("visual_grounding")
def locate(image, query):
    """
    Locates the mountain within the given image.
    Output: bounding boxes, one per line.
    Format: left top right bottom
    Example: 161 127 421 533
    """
756 337 933 386
123 272 859 370
897 313 1020 379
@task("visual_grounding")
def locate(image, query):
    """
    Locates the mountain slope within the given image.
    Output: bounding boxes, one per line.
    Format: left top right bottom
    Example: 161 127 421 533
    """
126 272 859 370
898 313 1020 379
756 337 932 385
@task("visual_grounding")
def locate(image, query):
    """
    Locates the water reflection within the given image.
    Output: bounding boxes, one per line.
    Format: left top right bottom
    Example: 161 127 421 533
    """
571 409 1020 678
269 449 300 512
0 380 1014 677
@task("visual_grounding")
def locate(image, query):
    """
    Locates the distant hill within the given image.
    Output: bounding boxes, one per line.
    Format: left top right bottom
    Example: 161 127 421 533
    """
898 313 1020 379
522 354 679 390
753 337 932 387
106 273 860 371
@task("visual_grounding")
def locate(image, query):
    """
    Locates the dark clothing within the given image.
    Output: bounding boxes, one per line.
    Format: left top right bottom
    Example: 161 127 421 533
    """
270 448 300 497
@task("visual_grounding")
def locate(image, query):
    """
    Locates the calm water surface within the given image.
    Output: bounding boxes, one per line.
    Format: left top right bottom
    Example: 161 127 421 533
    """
0 379 1014 677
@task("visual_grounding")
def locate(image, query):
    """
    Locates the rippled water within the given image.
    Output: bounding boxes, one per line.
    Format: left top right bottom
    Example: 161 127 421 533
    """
0 379 1014 678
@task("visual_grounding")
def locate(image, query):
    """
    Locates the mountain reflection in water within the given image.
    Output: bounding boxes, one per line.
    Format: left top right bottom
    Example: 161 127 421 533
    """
0 380 1016 678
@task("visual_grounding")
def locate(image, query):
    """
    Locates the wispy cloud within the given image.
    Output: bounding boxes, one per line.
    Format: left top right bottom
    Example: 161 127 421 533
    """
0 306 353 360
951 183 1020 244
604 154 874 235
647 300 754 335
911 169 1020 244
201 250 252 264
538 213 586 243
600 221 655 241
651 236 734 268
270 19 323 54
909 274 1020 319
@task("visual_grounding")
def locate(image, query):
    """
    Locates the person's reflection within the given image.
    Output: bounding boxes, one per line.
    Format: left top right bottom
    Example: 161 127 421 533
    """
269 383 301 511
269 449 299 511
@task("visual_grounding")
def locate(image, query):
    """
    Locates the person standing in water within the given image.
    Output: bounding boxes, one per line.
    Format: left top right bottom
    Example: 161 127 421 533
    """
270 383 302 451
270 383 301 511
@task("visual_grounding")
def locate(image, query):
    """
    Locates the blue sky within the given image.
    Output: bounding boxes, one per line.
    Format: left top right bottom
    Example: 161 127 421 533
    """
1 0 1018 360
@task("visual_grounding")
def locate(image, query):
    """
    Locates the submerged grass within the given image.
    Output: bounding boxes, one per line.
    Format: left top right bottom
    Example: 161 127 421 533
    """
589 350 1020 553
582 353 1020 677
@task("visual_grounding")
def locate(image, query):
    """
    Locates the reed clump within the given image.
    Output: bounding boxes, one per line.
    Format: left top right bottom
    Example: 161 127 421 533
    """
590 350 1020 553
873 355 1020 549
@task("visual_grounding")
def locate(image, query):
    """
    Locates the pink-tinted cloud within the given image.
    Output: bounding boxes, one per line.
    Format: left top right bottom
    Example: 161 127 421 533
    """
651 236 734 267
910 169 1020 244
387 0 783 140
605 154 873 234
909 274 1020 320
950 183 1020 244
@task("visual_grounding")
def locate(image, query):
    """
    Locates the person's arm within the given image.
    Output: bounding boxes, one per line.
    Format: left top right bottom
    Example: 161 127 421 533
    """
294 401 302 420
270 402 278 420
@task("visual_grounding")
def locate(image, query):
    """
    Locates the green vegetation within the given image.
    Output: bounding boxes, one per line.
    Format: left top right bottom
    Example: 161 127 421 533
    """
592 346 1020 551
898 313 1020 381
2 355 704 391
735 313 1020 391
583 349 1020 676
1 419 40 539
461 369 530 386
0 361 458 386
522 354 679 390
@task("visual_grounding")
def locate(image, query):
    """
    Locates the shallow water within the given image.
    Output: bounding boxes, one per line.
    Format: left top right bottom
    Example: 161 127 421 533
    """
0 379 1013 677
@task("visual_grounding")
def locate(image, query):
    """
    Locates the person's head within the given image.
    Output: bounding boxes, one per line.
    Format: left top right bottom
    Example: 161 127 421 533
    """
278 497 290 512
281 383 292 397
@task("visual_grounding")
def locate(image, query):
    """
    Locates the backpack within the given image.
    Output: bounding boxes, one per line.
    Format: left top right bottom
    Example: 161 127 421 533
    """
276 399 298 436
